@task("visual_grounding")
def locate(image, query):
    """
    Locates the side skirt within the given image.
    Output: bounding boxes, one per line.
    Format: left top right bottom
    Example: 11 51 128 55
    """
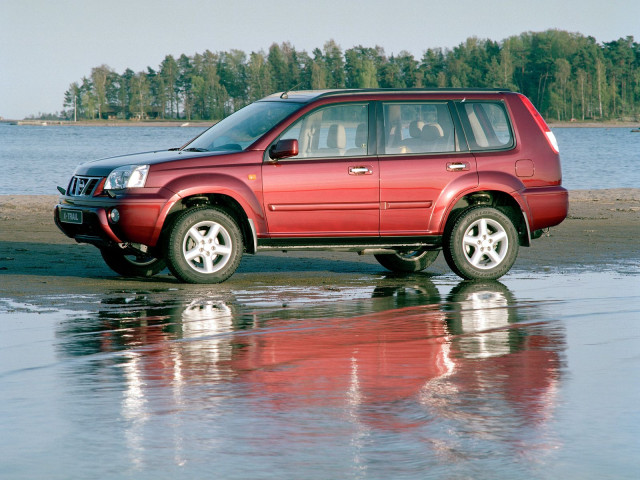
256 236 442 253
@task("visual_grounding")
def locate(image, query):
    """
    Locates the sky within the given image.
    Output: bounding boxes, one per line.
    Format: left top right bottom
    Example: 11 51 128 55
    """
1 0 638 119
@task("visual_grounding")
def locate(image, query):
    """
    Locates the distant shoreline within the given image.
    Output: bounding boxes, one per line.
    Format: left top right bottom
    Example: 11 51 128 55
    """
1 119 214 128
548 120 640 128
3 118 638 129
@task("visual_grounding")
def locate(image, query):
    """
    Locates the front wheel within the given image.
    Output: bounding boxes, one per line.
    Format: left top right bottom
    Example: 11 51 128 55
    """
100 247 166 278
443 206 519 280
374 248 439 273
164 206 243 284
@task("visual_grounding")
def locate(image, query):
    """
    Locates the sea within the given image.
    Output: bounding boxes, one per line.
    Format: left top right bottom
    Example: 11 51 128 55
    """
1 123 639 479
0 123 638 195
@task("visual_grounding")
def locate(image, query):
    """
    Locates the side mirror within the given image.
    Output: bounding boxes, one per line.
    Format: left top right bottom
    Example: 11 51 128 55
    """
269 139 298 160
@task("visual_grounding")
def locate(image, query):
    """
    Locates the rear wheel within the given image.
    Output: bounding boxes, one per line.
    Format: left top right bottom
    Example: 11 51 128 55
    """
164 206 243 284
374 248 439 273
443 206 518 280
100 247 166 278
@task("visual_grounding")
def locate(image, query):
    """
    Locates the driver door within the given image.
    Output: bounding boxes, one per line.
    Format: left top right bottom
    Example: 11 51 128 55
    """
262 103 379 237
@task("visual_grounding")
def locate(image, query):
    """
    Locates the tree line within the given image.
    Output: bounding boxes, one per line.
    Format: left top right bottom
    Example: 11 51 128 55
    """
61 29 640 123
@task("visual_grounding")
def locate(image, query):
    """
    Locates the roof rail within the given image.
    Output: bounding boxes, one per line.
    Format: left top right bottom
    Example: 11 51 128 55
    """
314 87 511 97
265 88 513 103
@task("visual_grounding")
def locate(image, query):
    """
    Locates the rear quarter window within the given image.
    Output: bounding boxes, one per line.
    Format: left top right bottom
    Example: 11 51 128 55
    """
457 102 513 151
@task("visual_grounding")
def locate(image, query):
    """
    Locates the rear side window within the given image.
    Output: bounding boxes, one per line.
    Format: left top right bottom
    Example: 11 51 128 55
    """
457 102 513 151
382 102 457 154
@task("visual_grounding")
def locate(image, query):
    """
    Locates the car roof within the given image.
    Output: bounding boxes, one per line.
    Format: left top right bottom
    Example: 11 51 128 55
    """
261 88 512 103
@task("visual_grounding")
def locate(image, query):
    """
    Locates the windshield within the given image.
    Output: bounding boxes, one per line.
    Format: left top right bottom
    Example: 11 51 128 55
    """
184 101 303 152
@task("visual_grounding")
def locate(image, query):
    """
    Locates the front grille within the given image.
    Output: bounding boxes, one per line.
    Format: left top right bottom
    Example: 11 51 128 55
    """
67 175 102 196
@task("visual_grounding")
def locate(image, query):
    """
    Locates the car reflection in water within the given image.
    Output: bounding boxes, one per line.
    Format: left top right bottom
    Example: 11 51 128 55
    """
230 281 563 433
56 278 565 465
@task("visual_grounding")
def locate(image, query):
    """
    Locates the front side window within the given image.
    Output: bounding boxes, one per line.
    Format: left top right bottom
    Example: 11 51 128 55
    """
457 102 513 150
382 102 456 154
278 103 369 159
184 100 302 152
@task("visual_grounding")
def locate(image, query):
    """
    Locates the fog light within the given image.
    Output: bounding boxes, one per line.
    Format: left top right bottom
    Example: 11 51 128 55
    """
109 208 120 223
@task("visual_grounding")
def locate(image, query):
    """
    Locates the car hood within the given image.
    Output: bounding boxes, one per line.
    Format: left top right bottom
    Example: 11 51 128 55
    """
73 149 232 176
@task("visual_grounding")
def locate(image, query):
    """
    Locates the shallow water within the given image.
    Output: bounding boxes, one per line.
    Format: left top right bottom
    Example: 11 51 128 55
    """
1 269 639 479
1 124 639 194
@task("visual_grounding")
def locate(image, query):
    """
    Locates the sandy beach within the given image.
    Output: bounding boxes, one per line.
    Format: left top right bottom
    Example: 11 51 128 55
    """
1 189 639 298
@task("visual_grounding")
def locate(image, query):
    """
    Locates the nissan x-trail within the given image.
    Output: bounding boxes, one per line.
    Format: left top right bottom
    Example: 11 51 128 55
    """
55 89 568 283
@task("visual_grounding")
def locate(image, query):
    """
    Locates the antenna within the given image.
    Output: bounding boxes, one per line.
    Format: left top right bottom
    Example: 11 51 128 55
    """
280 81 304 99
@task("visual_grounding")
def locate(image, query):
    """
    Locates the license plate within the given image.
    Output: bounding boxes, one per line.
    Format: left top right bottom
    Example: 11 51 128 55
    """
60 208 83 224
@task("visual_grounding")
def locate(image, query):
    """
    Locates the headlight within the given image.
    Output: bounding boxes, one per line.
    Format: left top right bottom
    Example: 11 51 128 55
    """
104 165 149 190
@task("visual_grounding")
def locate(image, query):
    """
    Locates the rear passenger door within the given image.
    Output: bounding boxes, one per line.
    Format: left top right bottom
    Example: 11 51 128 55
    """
378 101 477 236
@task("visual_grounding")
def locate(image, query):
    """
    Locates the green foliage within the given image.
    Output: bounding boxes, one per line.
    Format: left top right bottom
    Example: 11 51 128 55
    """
62 30 640 122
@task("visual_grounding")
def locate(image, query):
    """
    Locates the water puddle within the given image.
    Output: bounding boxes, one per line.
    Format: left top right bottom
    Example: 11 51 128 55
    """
1 269 638 479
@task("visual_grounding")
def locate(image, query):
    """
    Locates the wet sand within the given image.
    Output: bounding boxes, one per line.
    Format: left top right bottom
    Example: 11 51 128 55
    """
1 189 639 299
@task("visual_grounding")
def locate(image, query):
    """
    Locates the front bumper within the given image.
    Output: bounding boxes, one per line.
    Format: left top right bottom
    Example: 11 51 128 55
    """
54 188 177 248
54 204 122 247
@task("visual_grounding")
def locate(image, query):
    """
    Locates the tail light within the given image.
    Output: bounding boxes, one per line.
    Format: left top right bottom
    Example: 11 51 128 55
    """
517 93 560 154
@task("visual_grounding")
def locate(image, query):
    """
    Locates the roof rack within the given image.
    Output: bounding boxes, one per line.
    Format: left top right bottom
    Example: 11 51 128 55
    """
267 88 512 102
316 87 511 97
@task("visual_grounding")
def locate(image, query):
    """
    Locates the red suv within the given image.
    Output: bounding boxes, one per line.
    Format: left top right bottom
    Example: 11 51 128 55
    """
54 89 568 283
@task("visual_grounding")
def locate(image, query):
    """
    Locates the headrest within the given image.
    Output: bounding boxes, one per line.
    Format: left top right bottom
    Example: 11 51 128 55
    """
327 124 346 149
355 123 367 147
421 124 442 142
426 122 444 136
409 121 425 138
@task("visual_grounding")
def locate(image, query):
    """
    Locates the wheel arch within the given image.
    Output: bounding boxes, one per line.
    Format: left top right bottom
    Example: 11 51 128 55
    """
441 189 532 247
150 174 264 254
163 192 258 254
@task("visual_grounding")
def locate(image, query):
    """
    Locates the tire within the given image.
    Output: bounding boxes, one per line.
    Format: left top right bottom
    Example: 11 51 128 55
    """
443 206 519 280
164 206 243 284
100 247 166 278
443 280 515 334
372 277 441 308
443 280 521 358
374 248 439 273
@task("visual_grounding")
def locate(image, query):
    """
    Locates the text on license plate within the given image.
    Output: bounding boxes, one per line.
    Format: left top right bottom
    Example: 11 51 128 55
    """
60 208 83 224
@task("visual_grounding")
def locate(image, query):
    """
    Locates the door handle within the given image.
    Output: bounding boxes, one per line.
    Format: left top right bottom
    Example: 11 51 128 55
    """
349 166 373 175
447 162 470 172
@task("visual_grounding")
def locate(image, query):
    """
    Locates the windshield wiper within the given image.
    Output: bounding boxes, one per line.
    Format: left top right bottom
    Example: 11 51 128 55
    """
182 147 209 152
